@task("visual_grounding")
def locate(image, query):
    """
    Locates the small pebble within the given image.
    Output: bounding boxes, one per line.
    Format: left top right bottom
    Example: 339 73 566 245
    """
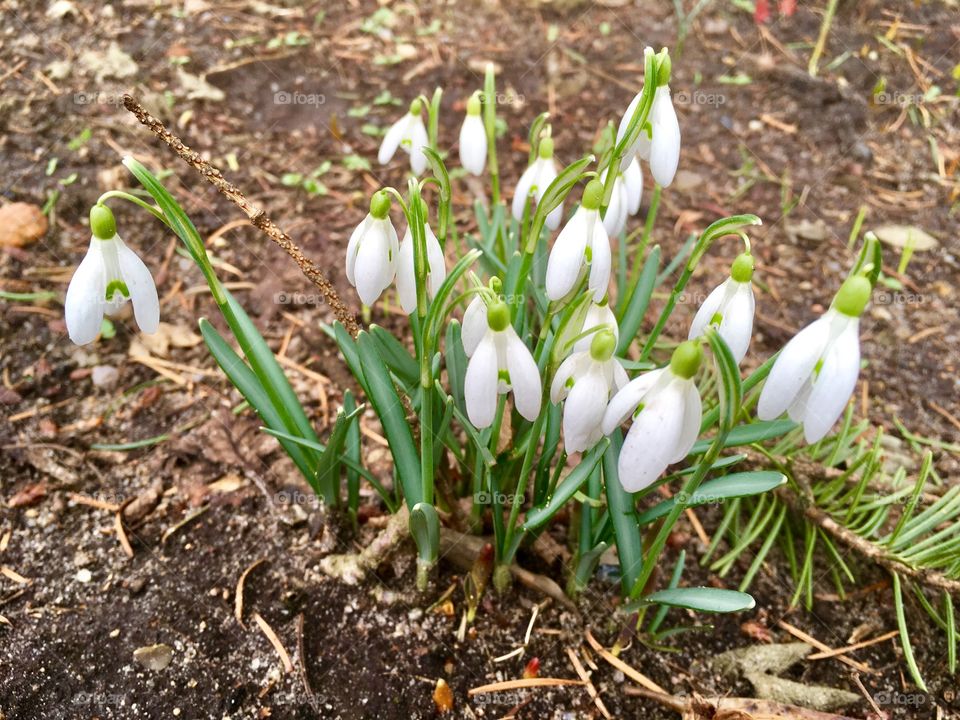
75 568 92 583
91 365 119 390
133 643 173 671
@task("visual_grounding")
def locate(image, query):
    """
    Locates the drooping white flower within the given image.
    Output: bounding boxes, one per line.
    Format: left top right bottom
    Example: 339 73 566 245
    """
545 179 611 303
688 253 756 364
758 275 871 443
379 99 429 176
512 136 562 230
616 51 681 187
459 92 487 176
623 156 643 216
572 301 619 354
396 221 446 315
462 297 542 428
65 204 159 345
599 168 629 239
551 326 628 452
601 341 703 492
345 191 399 307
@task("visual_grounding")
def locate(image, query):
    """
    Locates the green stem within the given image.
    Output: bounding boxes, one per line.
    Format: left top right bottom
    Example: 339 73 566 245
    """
483 65 500 206
97 191 172 230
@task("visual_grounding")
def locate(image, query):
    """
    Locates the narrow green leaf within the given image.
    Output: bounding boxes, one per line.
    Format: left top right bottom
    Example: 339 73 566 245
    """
690 419 797 454
617 245 660 355
632 587 756 614
370 324 419 388
444 320 467 414
636 471 786 526
314 404 365 505
523 440 609 530
603 430 643 595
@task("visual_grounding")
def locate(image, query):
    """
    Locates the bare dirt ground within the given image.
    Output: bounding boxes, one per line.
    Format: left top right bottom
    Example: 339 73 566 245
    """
1 0 959 718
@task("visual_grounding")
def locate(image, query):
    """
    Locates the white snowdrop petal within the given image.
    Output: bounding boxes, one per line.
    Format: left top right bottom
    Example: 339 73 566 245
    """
459 114 487 176
670 380 703 463
408 118 429 175
574 303 619 353
425 225 446 298
378 116 407 165
601 368 666 435
602 179 628 238
623 157 643 215
353 221 394 306
512 163 538 222
550 352 585 405
718 281 755 364
649 86 681 188
757 314 833 420
615 91 642 148
563 367 609 453
461 296 487 357
612 360 630 391
688 279 728 341
617 382 685 492
396 230 417 314
464 334 500 429
115 237 159 335
587 218 612 303
802 317 861 443
65 242 106 345
545 209 589 301
504 329 542 421
345 215 369 286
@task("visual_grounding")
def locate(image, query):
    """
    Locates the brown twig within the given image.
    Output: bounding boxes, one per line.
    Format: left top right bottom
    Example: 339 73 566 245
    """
121 94 360 338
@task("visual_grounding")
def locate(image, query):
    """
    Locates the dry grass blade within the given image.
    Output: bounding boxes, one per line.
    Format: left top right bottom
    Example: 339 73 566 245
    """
584 628 667 694
252 611 293 673
468 678 585 695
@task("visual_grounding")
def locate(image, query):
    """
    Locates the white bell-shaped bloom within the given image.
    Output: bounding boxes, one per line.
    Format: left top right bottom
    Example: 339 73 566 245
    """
459 93 486 176
602 341 703 493
688 253 756 364
600 168 629 239
345 192 399 307
462 297 542 428
545 179 611 303
623 156 643 216
512 137 562 230
65 205 159 345
396 221 446 315
572 301 619 354
758 276 871 444
551 327 628 452
379 99 429 176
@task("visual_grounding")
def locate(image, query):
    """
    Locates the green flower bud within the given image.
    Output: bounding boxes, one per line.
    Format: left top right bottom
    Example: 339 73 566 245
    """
670 340 702 379
487 300 510 332
370 190 391 219
538 136 554 159
581 179 604 211
730 253 754 283
656 50 672 87
409 98 423 116
834 275 872 317
589 327 616 362
466 92 482 116
90 204 116 240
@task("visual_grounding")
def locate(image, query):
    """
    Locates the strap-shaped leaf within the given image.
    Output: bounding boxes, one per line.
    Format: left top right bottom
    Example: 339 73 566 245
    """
356 330 423 505
617 245 661 355
369 324 419 389
343 389 362 515
629 587 756 614
444 320 467 414
636 471 786 526
603 430 643 595
690 419 797 455
315 403 365 505
410 502 440 570
523 440 609 530
424 249 481 344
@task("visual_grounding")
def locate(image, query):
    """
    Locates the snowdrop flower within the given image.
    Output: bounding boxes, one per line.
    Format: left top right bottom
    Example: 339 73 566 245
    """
462 297 542 428
758 275 871 443
602 341 703 492
572 301 618 354
688 253 756 364
551 327 628 452
65 204 159 345
600 168 629 239
512 136 562 230
545 180 611 302
459 92 486 176
396 216 446 315
623 156 643 216
345 191 399 307
379 98 429 176
616 52 681 187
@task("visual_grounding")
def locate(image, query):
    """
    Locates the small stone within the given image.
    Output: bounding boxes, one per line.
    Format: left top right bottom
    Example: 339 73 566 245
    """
873 225 938 251
133 643 173 671
91 365 119 390
75 568 92 583
0 203 48 248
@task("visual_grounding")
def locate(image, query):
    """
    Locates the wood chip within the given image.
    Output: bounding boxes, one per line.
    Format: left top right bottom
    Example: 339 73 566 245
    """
1 566 30 584
252 611 293 673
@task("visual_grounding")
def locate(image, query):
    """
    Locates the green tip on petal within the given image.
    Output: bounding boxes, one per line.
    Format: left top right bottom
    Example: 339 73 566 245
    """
582 179 604 210
834 275 872 317
466 92 482 116
589 327 616 362
409 98 423 116
670 340 702 379
538 136 554 159
487 300 510 332
730 253 754 283
90 204 116 240
370 190 391 219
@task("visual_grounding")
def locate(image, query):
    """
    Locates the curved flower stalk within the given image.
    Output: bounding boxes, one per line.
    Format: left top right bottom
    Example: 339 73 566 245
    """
616 54 680 187
379 98 429 176
65 204 159 345
459 92 487 176
572 300 618 353
602 341 703 492
462 296 542 428
545 179 611 302
397 217 446 315
758 275 871 443
688 252 756 364
512 136 562 230
551 327 627 452
345 191 399 306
